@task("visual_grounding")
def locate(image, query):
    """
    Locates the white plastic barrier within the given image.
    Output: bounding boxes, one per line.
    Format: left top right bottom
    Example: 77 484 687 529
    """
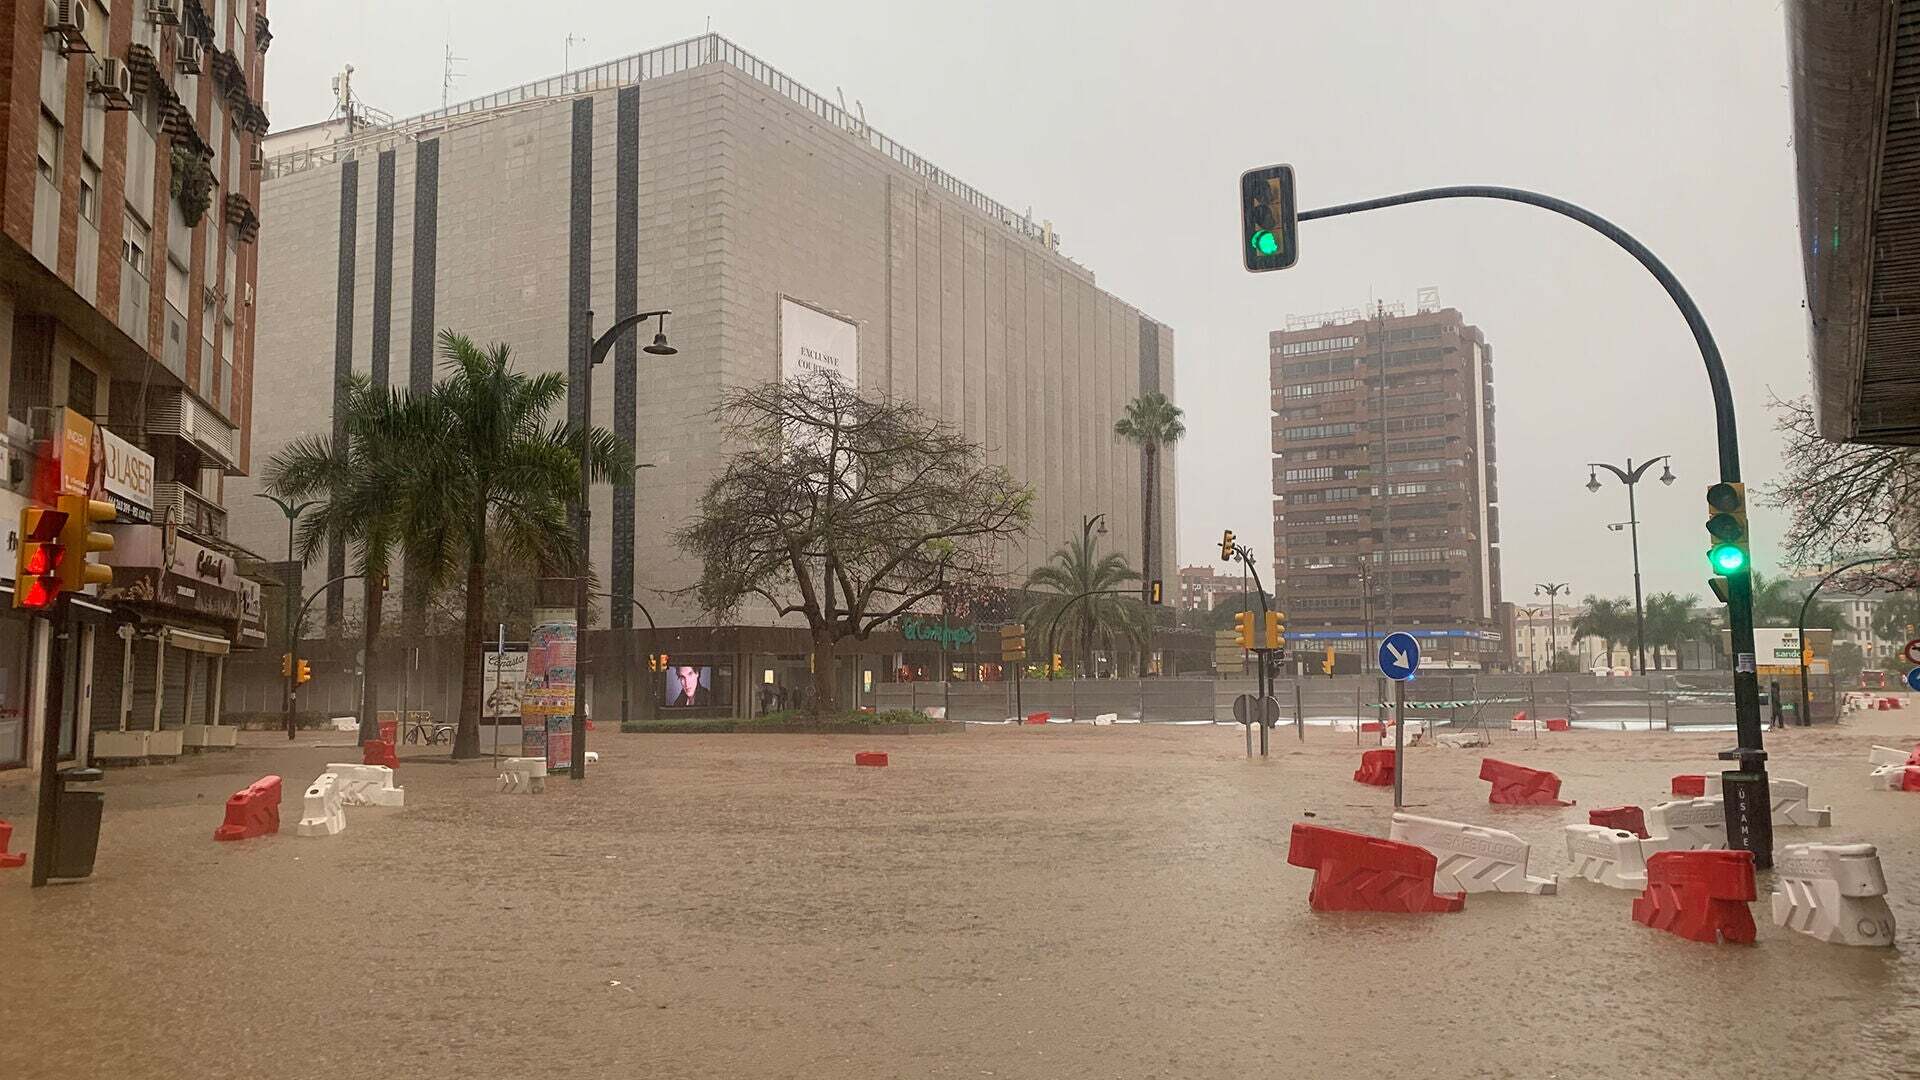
1869 745 1912 768
585 751 600 764
1771 842 1896 946
1644 796 1726 852
296 773 346 837
1870 764 1920 789
1562 824 1650 890
324 763 406 807
1768 778 1832 827
499 756 547 793
1436 730 1489 748
1092 713 1117 726
1390 812 1556 894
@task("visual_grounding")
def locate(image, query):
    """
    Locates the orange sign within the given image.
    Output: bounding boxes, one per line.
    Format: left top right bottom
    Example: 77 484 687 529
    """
34 407 100 505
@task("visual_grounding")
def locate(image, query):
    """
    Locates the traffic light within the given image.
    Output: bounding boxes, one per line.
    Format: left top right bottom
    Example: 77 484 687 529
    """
1219 529 1236 562
1321 646 1336 675
281 653 293 678
13 505 67 611
296 659 312 685
55 495 115 590
999 623 1027 662
1264 610 1285 651
1239 164 1298 272
1146 579 1163 605
1051 653 1064 674
1233 610 1255 650
1705 482 1750 576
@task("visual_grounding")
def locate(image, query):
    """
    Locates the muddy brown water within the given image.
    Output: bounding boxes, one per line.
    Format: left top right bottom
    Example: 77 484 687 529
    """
5 714 1920 1079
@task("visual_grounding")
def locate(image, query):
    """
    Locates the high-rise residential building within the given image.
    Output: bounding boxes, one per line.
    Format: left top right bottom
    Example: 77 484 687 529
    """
0 1 272 773
1269 303 1505 671
232 33 1176 714
1177 564 1241 613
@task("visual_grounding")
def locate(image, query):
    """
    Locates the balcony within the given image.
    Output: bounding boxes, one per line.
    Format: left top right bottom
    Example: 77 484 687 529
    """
153 480 227 541
145 386 239 471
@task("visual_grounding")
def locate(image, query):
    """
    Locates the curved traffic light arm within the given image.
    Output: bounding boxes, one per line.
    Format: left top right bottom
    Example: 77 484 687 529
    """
1043 587 1150 681
1794 553 1920 725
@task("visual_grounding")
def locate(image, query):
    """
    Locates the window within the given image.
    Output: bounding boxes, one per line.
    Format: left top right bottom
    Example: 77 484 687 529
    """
78 161 100 223
67 362 97 419
1283 422 1358 441
36 110 60 184
165 254 189 312
1278 335 1359 357
1284 466 1336 483
123 210 151 274
1283 378 1360 400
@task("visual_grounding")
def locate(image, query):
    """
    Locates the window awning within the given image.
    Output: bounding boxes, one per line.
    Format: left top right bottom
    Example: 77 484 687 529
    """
164 627 231 655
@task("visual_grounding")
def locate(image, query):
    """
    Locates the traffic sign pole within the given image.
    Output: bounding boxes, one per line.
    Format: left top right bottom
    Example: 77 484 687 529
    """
1392 678 1406 809
1377 632 1421 808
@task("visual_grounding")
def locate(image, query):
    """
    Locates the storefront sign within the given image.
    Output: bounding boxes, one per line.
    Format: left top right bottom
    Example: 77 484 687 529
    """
899 616 977 647
779 296 858 384
0 486 30 582
522 609 576 771
101 427 154 523
98 524 260 623
34 407 99 503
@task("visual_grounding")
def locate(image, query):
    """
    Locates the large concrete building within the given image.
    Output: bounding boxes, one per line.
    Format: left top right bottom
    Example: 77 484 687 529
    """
0 1 270 772
233 33 1176 711
1269 303 1506 671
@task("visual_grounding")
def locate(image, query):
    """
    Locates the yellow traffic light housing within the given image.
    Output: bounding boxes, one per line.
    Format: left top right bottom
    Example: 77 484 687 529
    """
1219 529 1236 562
1264 610 1285 651
55 495 115 590
281 652 293 678
1233 610 1254 650
13 505 67 611
296 659 312 685
1321 646 1336 675
1146 579 1163 605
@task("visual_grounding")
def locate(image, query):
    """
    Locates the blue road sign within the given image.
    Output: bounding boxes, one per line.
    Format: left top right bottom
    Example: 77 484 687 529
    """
1906 667 1920 693
1379 632 1421 682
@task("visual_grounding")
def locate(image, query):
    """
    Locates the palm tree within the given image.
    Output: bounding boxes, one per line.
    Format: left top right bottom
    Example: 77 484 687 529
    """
1113 392 1185 594
1023 529 1148 676
270 331 630 758
1749 571 1844 630
1572 596 1635 670
1642 592 1716 670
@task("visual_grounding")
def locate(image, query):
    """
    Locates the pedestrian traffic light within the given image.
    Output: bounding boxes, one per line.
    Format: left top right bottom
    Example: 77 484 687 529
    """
1146 579 1163 605
281 652 293 678
296 659 312 685
1219 529 1236 562
1000 623 1027 662
55 495 115 590
1704 482 1750 576
1264 610 1285 651
1234 610 1254 650
1240 164 1298 272
13 505 67 611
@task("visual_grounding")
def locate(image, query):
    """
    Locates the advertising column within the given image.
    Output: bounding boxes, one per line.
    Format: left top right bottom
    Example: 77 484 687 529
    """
521 607 576 772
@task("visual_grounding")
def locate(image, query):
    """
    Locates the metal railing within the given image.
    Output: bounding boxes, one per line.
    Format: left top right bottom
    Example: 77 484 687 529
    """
263 33 1061 252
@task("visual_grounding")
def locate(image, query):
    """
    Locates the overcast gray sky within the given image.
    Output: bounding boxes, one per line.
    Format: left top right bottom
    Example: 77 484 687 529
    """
264 1 1809 611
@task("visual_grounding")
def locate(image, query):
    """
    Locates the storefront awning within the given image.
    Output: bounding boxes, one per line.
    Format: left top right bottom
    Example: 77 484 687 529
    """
164 627 231 655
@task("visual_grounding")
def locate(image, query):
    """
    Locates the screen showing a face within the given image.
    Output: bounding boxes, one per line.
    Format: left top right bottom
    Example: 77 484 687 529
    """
665 665 713 707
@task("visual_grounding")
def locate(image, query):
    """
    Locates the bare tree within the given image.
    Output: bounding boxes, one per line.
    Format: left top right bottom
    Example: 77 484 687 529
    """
677 372 1032 714
1763 393 1920 566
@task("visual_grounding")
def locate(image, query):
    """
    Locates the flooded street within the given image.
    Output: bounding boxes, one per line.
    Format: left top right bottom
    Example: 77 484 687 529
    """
6 713 1920 1079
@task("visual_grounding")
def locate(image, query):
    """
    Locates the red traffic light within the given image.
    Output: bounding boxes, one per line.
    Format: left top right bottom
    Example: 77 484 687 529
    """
19 577 55 610
21 543 62 575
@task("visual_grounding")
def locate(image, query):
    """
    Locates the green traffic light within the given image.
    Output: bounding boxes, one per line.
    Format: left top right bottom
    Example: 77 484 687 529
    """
1251 230 1280 256
1709 545 1747 573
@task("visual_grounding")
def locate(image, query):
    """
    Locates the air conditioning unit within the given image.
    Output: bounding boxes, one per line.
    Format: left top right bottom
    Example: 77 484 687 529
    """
46 0 85 42
148 0 180 26
90 58 133 109
178 36 202 75
248 142 264 170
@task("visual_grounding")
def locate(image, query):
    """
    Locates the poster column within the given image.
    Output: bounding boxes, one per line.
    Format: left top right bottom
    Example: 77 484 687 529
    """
522 607 577 772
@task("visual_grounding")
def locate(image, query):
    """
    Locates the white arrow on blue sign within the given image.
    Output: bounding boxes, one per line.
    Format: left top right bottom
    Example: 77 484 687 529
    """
1906 667 1920 694
1379 632 1421 682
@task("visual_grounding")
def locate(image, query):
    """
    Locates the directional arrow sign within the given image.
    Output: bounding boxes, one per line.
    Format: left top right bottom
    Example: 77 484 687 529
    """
1379 631 1421 682
1907 667 1920 694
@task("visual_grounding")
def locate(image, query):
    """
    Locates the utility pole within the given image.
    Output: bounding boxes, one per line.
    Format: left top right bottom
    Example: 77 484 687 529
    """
1373 301 1394 633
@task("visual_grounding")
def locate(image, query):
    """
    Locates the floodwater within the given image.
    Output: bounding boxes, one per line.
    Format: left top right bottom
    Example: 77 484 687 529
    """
5 710 1920 1079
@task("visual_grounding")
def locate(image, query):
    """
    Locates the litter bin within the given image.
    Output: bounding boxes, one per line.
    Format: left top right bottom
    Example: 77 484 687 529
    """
51 767 104 880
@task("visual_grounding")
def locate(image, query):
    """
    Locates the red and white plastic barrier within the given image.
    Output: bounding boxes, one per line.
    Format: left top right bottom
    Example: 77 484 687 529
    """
362 739 399 769
1285 822 1466 913
296 773 345 837
1771 842 1896 947
854 751 888 767
1353 748 1395 787
1588 805 1650 839
1632 849 1757 945
1388 812 1556 895
498 756 547 793
1870 764 1920 791
1563 824 1651 890
1479 758 1573 806
0 819 23 869
324 763 405 807
1869 745 1912 768
1671 774 1708 797
1768 778 1832 828
1643 796 1726 852
214 776 282 842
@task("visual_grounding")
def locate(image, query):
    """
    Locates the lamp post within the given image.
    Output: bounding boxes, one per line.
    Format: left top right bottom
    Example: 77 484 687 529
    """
1518 605 1544 673
1534 582 1570 672
255 493 317 740
573 307 674 780
1585 456 1674 674
1076 514 1107 676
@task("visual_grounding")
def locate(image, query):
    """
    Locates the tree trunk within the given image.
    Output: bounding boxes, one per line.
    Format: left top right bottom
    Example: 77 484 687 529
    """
358 572 384 745
1142 444 1157 592
453 554 487 758
811 627 839 716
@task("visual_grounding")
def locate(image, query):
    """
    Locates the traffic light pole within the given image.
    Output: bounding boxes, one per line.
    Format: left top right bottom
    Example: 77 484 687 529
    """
1795 555 1911 729
1300 183 1770 864
28 598 69 887
286 574 362 740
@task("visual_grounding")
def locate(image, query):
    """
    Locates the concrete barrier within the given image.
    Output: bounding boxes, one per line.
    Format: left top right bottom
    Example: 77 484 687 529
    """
214 776 282 842
296 773 346 837
1768 778 1832 827
499 756 547 793
1771 842 1896 947
1563 824 1651 890
1644 796 1727 851
1869 745 1912 768
324 764 406 807
1388 812 1556 895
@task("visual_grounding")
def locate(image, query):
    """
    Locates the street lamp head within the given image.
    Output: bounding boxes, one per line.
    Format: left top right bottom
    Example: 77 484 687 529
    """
1586 470 1602 493
1659 462 1676 486
643 314 677 356
1096 518 1109 537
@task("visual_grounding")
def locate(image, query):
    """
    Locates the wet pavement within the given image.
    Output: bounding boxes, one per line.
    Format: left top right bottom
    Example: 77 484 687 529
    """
5 711 1920 1079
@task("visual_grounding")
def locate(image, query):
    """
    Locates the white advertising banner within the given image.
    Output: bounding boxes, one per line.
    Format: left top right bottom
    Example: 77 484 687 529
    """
779 297 857 385
101 427 155 523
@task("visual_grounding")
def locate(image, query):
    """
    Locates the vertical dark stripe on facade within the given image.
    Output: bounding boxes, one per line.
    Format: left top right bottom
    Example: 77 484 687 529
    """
611 87 639 629
1138 315 1160 394
409 139 440 394
371 150 395 389
566 98 593 623
327 159 359 630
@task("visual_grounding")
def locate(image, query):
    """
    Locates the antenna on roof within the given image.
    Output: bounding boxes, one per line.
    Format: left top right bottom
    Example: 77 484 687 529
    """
442 44 466 110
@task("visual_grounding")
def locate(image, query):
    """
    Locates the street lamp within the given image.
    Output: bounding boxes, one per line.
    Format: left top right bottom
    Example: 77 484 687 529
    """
255 493 317 740
1518 605 1544 673
1534 582 1570 672
572 307 673 781
1585 455 1673 674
